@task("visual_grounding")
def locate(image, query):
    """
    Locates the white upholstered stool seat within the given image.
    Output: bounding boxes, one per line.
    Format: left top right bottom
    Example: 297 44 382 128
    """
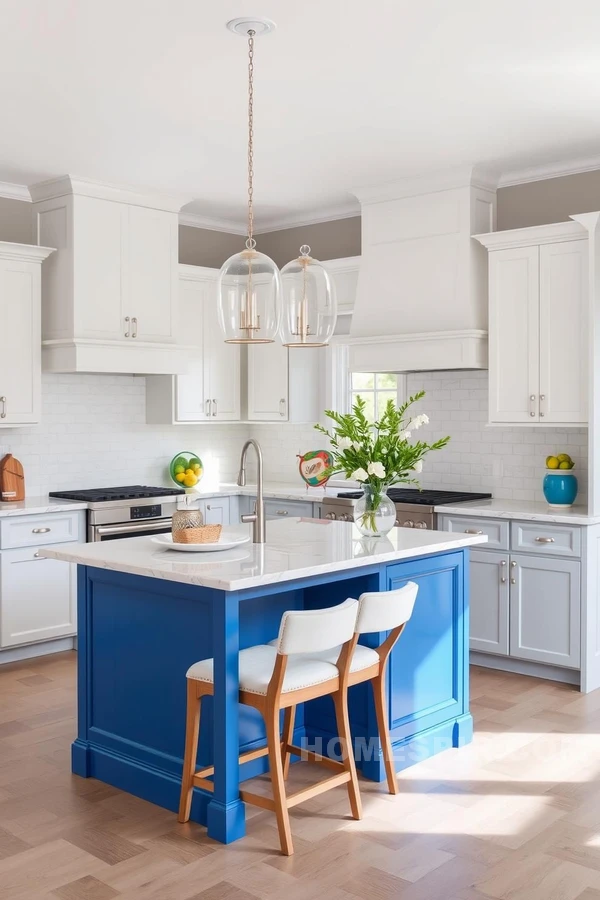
186 644 340 696
268 639 379 674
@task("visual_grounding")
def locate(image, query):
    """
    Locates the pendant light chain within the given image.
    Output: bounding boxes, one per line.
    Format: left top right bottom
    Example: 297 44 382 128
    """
246 31 256 251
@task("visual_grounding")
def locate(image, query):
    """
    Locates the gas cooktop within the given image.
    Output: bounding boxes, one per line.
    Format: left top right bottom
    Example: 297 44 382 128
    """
336 489 492 505
49 485 186 503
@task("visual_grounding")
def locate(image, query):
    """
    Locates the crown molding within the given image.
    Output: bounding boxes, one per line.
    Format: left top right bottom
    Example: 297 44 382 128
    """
323 255 360 273
178 262 219 281
499 156 600 188
252 202 360 234
352 165 500 205
473 219 586 250
29 175 190 213
0 181 31 202
0 241 54 262
179 212 247 235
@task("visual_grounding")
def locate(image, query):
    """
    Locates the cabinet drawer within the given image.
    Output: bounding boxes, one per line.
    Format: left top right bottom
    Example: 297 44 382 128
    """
0 511 83 550
438 515 509 550
265 499 314 520
510 522 581 558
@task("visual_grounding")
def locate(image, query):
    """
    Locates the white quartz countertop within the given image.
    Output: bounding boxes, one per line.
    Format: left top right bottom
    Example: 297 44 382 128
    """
39 518 487 591
434 498 600 526
0 496 88 518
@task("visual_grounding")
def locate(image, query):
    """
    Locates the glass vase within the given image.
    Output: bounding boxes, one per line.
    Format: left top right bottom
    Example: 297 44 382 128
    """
354 485 396 537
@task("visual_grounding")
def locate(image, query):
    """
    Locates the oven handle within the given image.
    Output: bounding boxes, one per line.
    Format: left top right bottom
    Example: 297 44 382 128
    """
94 519 172 537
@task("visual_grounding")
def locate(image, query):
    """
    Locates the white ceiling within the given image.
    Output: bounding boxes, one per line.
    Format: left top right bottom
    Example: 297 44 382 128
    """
2 0 600 231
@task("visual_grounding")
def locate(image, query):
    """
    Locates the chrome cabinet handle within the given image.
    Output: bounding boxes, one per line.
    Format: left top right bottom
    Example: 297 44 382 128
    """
511 560 517 567
530 394 536 417
279 398 286 417
132 317 138 338
500 560 506 566
464 529 483 535
0 396 6 418
276 509 289 516
33 551 44 558
212 399 217 417
511 577 516 584
540 394 546 417
501 576 506 583
535 536 555 543
124 316 130 338
32 527 51 534
205 399 211 416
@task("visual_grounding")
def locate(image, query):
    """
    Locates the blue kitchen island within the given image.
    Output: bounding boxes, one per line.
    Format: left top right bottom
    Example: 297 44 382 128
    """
42 518 486 845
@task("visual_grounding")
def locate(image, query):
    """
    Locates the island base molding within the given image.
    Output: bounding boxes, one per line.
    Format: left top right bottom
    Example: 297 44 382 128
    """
72 549 471 845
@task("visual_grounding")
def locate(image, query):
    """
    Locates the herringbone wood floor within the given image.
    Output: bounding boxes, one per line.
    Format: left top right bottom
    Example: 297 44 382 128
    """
2 653 600 899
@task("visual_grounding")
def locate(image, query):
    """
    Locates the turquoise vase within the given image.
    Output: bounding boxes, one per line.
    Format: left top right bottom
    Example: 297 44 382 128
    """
543 470 578 507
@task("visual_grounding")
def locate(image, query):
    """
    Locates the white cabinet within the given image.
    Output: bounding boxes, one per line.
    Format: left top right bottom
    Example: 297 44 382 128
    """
30 176 184 374
0 547 76 647
470 549 509 655
0 243 54 427
247 343 323 423
247 342 289 421
197 497 231 526
146 265 240 423
509 553 580 668
476 225 588 425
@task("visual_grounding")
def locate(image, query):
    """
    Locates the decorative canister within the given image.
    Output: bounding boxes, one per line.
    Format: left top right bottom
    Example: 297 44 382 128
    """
171 507 223 544
543 470 578 507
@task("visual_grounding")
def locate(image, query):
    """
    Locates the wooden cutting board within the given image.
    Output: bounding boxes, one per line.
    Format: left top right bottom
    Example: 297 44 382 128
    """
0 454 25 502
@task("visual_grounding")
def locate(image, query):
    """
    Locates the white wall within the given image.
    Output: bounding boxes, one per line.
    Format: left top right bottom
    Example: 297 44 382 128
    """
252 370 589 504
0 374 247 496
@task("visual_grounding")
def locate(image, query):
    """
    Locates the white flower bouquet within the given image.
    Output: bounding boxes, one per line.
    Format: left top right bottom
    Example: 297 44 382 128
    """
315 391 450 534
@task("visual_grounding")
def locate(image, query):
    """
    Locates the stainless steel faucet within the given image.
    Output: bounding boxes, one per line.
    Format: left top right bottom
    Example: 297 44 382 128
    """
237 439 266 543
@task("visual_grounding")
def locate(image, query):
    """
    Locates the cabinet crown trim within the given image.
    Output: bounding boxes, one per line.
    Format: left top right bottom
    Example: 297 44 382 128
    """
474 220 587 250
179 264 219 282
0 242 55 263
29 175 189 213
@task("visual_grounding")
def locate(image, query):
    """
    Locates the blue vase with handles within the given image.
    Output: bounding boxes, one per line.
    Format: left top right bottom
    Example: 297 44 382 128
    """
543 470 578 507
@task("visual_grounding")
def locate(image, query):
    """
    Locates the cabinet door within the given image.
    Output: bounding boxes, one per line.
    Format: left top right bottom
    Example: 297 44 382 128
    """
469 550 509 655
247 342 289 421
509 553 580 668
198 498 230 526
0 261 41 424
539 240 588 424
488 246 540 423
204 292 240 421
127 206 177 343
0 547 76 647
174 275 209 421
264 499 315 520
73 195 126 340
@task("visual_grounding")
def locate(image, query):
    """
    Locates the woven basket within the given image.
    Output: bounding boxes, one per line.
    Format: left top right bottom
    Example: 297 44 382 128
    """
172 524 222 545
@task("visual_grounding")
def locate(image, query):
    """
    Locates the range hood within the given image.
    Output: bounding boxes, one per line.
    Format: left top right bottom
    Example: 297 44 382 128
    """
348 167 497 372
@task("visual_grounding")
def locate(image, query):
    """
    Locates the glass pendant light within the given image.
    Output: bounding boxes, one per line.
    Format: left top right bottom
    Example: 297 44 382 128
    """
280 245 337 347
218 23 280 343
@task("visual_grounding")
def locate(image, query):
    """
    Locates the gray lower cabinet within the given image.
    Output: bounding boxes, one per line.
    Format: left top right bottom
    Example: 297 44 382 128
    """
197 497 230 526
509 553 580 668
264 498 314 520
470 549 509 655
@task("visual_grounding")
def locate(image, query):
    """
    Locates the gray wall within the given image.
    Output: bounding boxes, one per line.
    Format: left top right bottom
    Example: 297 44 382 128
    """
178 225 244 267
497 170 600 230
0 198 33 243
258 216 361 267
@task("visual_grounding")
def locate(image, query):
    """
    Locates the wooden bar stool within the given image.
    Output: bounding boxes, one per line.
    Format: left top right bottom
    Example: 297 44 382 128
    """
178 598 362 856
278 582 418 795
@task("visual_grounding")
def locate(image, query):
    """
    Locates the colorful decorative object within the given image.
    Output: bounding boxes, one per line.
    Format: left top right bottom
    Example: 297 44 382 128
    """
315 391 450 536
169 452 204 489
543 451 578 507
297 449 334 487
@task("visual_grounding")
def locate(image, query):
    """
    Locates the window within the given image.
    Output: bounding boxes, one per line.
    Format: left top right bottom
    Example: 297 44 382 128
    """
350 372 399 422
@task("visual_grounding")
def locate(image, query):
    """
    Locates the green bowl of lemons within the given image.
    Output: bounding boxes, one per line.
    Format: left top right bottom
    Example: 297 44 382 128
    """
169 452 204 489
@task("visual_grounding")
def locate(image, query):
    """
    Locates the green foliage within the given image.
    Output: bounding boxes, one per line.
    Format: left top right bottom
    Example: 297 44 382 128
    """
315 391 450 490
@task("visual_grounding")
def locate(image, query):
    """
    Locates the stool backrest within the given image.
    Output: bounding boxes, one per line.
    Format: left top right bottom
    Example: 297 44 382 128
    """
355 582 418 635
277 598 358 655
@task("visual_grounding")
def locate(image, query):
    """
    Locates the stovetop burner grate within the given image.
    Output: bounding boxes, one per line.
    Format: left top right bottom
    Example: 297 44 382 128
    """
49 485 186 503
336 489 492 505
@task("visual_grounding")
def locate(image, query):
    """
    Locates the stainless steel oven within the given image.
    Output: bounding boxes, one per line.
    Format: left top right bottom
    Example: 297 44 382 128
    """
320 489 493 529
48 486 184 542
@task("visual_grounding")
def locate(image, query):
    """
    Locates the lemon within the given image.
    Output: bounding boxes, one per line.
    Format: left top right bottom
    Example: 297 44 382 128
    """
175 472 186 482
558 461 572 469
557 453 572 463
185 468 194 476
192 463 201 472
183 473 198 487
174 464 185 475
189 457 201 469
546 456 559 469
